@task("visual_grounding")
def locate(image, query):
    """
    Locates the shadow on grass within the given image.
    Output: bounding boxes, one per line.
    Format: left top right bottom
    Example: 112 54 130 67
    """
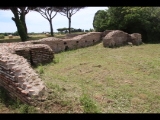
0 86 19 108
0 86 37 113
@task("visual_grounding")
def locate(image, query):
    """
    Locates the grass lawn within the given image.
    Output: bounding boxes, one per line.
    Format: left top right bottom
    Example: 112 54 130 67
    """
0 42 160 113
34 43 160 113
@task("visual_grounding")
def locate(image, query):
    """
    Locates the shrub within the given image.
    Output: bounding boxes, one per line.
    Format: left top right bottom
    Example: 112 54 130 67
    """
0 35 5 39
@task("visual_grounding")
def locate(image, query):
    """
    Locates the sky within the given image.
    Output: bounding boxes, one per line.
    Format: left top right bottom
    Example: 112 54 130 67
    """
0 7 108 33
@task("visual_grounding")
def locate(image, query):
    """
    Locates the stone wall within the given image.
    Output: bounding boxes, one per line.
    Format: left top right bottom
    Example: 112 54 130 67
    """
0 52 46 105
65 33 87 39
103 30 142 48
101 30 113 38
26 32 102 53
103 30 129 48
0 43 53 105
130 33 142 45
14 44 54 65
0 32 102 105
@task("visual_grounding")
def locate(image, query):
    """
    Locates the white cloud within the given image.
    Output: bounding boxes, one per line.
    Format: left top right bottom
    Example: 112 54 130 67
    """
0 7 108 33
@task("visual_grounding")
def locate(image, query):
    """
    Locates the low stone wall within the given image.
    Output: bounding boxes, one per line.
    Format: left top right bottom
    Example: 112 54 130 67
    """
65 33 87 39
14 44 54 65
26 32 102 53
0 32 102 105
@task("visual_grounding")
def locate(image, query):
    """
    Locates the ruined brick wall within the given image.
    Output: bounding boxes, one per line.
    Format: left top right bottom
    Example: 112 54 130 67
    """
0 43 53 105
103 30 142 48
103 30 129 48
65 33 87 39
27 32 102 53
14 44 54 65
102 30 113 38
130 33 142 45
0 52 46 105
26 38 65 53
0 32 102 105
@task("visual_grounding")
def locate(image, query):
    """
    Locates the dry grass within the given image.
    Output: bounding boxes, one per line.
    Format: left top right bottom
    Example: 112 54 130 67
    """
0 34 66 43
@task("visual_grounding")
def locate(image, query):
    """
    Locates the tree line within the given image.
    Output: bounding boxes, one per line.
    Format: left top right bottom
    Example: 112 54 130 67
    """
56 28 94 33
93 7 160 43
0 7 85 41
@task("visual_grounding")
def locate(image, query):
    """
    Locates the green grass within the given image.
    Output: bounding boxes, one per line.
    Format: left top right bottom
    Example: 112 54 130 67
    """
80 93 100 113
33 43 160 113
0 87 37 113
0 42 160 113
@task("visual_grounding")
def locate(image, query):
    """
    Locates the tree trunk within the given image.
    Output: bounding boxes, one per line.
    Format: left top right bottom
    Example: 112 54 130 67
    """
49 19 54 36
20 13 28 35
11 8 28 41
68 17 71 34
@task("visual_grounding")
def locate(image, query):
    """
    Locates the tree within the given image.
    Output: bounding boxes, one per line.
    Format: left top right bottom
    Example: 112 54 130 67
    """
32 7 60 37
93 10 108 32
57 28 64 34
57 7 85 34
0 7 35 41
57 27 74 34
93 7 160 43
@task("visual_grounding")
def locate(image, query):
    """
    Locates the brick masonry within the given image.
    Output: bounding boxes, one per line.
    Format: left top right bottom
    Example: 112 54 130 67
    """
0 32 102 105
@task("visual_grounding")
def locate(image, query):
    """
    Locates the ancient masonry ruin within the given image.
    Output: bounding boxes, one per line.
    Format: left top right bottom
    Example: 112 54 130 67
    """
0 31 142 105
0 32 102 105
102 30 142 48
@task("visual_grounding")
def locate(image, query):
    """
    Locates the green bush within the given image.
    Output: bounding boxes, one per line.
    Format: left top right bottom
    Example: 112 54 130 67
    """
93 7 160 43
0 35 5 39
13 31 19 36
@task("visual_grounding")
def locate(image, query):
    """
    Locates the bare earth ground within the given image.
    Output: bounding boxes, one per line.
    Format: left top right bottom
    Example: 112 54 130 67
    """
0 43 160 113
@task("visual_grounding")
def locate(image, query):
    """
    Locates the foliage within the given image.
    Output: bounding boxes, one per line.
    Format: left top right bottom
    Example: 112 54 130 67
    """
0 35 5 39
12 31 19 36
57 27 83 33
93 10 108 32
93 7 160 43
71 28 84 32
80 93 99 113
89 28 94 32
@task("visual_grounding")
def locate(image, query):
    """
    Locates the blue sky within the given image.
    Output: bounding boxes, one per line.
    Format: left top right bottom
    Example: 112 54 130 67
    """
0 7 108 33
